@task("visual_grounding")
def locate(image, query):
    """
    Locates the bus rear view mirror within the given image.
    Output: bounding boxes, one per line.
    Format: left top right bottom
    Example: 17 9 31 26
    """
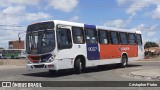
19 37 21 43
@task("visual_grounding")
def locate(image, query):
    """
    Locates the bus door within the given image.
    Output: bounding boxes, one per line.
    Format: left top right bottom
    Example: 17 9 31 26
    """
84 24 100 60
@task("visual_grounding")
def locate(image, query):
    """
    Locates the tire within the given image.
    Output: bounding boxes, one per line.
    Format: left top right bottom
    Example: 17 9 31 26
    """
48 70 56 75
11 55 14 59
74 58 85 74
120 55 128 68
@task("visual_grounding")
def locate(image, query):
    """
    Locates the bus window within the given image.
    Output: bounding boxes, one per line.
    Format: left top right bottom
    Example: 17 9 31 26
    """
119 32 128 44
136 34 142 45
110 31 119 44
85 29 97 44
57 28 72 49
98 30 109 44
72 27 85 44
128 33 135 45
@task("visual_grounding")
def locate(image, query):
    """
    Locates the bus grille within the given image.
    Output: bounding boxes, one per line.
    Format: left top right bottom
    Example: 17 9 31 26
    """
34 64 44 68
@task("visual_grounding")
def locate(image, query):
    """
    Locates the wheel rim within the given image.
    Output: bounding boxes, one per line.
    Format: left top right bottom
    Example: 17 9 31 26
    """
80 62 82 70
123 57 127 66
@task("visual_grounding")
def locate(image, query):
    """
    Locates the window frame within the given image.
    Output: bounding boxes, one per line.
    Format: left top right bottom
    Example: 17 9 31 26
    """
128 33 136 45
109 31 119 45
119 32 128 45
135 34 142 45
98 29 109 44
72 26 85 44
85 28 98 44
57 27 72 50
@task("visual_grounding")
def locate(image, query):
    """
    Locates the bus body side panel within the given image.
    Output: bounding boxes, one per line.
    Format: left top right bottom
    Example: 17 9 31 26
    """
120 45 138 57
100 44 138 60
100 44 122 59
99 44 111 59
84 24 100 60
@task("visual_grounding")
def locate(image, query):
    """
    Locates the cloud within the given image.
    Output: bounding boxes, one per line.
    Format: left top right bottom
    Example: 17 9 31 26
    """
116 0 127 5
0 10 51 47
26 12 51 21
117 0 160 15
69 16 79 22
134 24 159 38
126 24 160 43
152 5 160 19
104 19 125 28
0 0 51 48
48 0 78 12
0 0 40 7
2 6 25 15
103 14 134 28
7 0 40 5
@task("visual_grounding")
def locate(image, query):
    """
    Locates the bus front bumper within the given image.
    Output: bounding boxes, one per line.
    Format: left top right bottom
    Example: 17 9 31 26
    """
26 62 58 71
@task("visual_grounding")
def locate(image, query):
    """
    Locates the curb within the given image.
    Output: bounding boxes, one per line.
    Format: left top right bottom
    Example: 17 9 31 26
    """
0 65 25 70
0 59 26 66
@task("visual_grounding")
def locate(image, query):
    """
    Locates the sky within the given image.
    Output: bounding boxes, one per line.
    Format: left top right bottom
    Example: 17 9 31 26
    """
0 0 160 49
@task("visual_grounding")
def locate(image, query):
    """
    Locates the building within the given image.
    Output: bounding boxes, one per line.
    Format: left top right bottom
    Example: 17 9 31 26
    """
145 47 160 55
9 41 24 49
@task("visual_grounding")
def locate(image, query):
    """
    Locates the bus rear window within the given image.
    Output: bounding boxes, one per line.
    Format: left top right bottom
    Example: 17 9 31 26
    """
136 34 142 45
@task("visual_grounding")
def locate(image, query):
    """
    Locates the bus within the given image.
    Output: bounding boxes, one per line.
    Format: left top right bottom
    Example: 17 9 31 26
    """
1 49 26 59
26 20 144 74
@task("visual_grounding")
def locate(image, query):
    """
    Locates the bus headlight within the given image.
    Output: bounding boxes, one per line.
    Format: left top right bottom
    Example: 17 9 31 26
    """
46 55 56 63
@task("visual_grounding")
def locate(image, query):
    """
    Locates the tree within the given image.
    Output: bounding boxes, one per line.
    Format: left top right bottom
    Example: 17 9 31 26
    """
144 41 159 49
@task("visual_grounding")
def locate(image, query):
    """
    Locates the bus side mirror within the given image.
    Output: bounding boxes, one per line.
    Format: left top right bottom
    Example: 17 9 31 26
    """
19 37 21 43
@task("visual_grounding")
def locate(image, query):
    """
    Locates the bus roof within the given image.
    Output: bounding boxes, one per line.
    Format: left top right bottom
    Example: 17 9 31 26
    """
29 20 142 34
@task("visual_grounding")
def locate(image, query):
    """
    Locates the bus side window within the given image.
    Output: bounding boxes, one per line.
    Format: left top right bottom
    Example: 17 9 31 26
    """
110 31 119 44
119 32 128 44
85 29 97 44
98 30 109 44
72 27 85 44
128 33 136 45
136 34 142 45
57 28 72 49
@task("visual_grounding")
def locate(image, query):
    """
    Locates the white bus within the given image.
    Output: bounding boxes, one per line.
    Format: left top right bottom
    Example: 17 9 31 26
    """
26 20 144 74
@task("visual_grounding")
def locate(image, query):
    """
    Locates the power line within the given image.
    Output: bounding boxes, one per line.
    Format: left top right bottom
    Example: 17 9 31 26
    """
0 28 26 31
0 24 25 27
48 2 159 8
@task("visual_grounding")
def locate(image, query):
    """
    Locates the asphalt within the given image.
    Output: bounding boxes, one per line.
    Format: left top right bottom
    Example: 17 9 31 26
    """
129 68 160 80
1 58 160 80
128 57 160 80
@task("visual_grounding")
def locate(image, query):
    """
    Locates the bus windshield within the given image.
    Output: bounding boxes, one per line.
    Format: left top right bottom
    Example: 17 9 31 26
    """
26 22 55 54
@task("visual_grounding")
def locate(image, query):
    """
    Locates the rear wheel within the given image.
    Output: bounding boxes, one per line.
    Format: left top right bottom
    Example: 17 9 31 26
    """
120 55 128 68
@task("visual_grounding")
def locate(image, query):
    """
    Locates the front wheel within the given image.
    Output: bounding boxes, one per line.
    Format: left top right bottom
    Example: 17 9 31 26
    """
48 70 57 75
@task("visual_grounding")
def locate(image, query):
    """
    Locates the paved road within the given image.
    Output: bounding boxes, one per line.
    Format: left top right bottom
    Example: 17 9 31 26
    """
0 61 160 90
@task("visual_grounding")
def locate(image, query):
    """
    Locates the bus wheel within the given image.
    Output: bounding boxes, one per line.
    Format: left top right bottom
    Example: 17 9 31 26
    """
120 55 128 68
11 55 14 59
48 70 56 75
74 58 84 74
